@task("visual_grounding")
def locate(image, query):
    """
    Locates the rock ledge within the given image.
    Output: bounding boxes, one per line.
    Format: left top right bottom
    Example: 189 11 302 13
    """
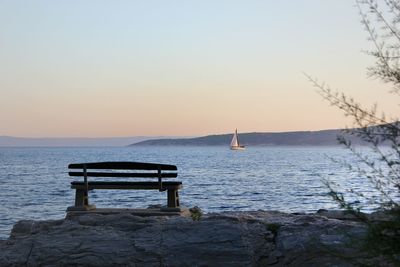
0 210 393 266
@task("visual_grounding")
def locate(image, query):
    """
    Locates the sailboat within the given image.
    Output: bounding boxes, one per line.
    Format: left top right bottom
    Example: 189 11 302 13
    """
230 129 245 150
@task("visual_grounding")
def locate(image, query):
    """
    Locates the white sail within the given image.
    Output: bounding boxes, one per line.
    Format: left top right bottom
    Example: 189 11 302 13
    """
230 129 245 150
230 129 239 147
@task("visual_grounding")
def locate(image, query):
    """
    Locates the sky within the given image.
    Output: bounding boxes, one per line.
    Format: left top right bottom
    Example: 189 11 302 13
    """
0 0 399 137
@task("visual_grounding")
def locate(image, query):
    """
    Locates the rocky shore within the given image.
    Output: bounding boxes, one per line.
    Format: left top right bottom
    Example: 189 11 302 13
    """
0 209 395 266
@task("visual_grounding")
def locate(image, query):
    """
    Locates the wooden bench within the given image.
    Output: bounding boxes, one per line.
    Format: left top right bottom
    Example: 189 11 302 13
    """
67 161 182 212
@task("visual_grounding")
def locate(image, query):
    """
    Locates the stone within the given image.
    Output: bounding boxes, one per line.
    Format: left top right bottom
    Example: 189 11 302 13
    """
0 210 397 266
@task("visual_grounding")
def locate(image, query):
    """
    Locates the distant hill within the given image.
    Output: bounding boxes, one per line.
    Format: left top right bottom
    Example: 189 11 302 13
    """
0 136 167 147
130 129 346 146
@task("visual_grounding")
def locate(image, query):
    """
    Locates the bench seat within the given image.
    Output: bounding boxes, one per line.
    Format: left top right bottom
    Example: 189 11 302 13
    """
71 181 182 190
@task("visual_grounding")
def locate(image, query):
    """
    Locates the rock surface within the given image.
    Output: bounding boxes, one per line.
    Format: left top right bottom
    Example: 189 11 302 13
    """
0 210 394 266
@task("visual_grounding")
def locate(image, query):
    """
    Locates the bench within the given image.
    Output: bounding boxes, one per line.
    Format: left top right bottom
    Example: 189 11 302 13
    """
67 161 182 212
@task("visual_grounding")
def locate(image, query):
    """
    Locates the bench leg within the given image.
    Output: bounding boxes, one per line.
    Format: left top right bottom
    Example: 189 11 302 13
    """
67 189 96 211
75 189 88 206
167 189 180 208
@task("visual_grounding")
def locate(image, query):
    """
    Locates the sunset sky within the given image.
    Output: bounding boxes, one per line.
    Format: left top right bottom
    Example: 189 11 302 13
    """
0 0 398 137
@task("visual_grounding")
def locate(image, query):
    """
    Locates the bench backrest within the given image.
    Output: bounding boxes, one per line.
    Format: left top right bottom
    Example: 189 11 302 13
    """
68 161 178 191
68 161 177 178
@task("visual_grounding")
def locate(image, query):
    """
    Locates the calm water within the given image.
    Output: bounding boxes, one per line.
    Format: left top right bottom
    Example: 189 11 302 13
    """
0 146 385 239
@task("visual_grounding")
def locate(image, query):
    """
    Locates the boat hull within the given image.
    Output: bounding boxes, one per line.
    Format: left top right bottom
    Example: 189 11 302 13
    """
230 146 245 151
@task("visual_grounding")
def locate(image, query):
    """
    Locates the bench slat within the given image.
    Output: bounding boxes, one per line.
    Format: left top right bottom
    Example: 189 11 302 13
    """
69 172 178 178
68 161 177 171
71 181 182 190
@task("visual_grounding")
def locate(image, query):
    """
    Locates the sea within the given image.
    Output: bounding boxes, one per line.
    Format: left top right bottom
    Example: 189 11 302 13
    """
0 146 389 239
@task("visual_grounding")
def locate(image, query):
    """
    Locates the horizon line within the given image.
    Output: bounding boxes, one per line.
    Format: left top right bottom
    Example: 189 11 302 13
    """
0 127 343 139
